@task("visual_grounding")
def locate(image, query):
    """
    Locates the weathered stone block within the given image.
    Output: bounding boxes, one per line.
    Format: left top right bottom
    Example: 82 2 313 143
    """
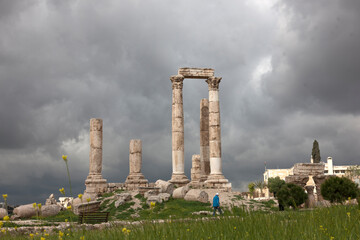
285 175 309 187
158 193 171 202
172 133 184 150
73 201 101 215
129 139 142 153
172 185 190 199
209 103 219 113
209 141 221 158
178 68 214 79
209 113 220 126
155 180 174 195
209 126 221 141
13 204 37 218
172 117 184 132
41 205 61 217
184 189 209 203
292 163 325 176
200 131 209 145
0 208 7 218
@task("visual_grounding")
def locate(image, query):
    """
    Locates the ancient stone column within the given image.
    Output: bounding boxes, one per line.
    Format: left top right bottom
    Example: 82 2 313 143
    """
204 77 230 188
170 75 189 185
125 139 148 190
305 186 316 208
191 154 202 183
85 118 107 195
200 99 210 182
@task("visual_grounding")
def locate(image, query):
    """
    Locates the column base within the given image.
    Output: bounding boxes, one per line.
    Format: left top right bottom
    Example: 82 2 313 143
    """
125 173 149 190
199 174 209 182
204 174 232 190
169 173 190 187
85 174 108 195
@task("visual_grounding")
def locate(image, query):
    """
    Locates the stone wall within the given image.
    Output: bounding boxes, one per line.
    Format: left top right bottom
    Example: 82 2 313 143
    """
292 163 325 176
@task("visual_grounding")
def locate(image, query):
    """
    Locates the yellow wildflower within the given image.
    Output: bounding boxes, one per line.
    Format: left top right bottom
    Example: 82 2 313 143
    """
38 203 42 209
2 194 7 200
41 237 46 240
127 229 131 234
347 212 350 217
33 203 37 209
62 155 68 161
234 226 237 230
67 205 72 210
150 201 156 208
3 216 9 222
78 194 83 200
59 231 64 237
29 233 34 238
1 229 6 233
122 227 127 233
14 226 17 230
86 198 91 203
187 229 190 232
59 188 65 195
80 236 85 240
65 219 68 222
45 233 49 237
0 221 3 228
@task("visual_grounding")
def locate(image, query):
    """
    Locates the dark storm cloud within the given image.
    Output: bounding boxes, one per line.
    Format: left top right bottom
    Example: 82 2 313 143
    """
1 0 359 205
264 0 360 114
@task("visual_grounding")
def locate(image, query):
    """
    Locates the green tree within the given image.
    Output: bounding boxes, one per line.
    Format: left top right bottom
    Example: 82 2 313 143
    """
321 176 359 204
248 182 255 198
277 183 308 209
311 140 321 163
267 177 286 197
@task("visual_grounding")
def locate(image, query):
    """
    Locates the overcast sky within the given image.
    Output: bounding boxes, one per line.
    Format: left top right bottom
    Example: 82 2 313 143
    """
1 0 359 205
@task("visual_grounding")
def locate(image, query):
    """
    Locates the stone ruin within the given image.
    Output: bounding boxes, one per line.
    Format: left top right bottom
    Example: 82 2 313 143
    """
285 162 331 207
125 139 148 189
82 68 231 197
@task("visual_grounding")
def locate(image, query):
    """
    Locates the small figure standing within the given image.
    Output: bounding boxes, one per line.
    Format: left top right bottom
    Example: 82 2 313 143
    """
213 193 223 216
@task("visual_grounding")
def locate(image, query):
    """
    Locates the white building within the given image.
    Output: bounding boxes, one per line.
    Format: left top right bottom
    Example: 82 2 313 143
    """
263 157 359 197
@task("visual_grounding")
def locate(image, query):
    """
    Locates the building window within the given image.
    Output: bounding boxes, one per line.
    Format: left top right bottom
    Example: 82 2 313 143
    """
324 170 328 173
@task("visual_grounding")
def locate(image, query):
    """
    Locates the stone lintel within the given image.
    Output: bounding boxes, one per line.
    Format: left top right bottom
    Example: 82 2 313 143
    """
178 68 214 79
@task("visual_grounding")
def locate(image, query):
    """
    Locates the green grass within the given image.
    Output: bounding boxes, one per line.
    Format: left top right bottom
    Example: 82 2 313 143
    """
33 210 78 222
2 204 359 239
137 198 212 220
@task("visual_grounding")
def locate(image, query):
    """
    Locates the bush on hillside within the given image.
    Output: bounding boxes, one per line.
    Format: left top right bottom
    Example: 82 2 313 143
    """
277 183 307 209
321 176 359 204
267 177 286 197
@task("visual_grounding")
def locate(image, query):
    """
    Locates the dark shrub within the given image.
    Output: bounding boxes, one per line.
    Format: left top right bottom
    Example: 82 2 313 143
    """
321 176 358 204
277 183 307 209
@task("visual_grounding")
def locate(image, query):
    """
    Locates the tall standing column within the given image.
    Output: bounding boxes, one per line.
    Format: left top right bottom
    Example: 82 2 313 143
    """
85 118 107 195
170 75 190 185
125 139 148 190
200 99 210 182
205 77 230 188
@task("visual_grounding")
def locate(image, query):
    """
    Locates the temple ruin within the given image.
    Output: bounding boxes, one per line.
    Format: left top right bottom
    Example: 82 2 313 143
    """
169 68 231 189
83 68 232 196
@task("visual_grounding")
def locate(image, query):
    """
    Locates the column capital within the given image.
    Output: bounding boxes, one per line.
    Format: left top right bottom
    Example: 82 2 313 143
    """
206 77 222 90
170 75 184 90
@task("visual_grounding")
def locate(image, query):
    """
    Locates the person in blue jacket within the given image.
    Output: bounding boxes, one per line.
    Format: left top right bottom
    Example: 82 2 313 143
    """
213 193 223 216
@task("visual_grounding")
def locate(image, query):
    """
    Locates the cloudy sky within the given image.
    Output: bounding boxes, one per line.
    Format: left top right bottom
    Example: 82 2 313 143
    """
1 0 359 205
